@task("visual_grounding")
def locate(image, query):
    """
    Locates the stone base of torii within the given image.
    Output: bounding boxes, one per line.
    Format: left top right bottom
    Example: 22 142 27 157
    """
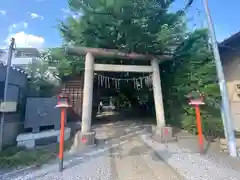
66 46 173 147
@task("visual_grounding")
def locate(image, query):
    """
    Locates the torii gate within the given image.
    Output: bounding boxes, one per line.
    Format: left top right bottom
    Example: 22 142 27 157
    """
66 46 171 145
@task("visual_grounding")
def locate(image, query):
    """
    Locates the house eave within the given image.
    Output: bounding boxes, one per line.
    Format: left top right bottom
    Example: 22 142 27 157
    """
219 31 240 47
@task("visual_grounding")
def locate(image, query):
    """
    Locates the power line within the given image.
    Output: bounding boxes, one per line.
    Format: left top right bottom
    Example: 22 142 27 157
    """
184 0 195 10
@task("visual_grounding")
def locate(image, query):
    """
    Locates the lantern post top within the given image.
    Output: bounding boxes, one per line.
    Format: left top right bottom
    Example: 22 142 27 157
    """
55 96 71 108
187 91 205 105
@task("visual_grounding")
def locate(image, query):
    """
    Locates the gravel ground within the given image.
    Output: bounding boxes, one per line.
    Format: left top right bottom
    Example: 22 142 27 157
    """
0 122 182 180
0 150 112 180
3 120 240 180
175 130 240 172
141 134 240 180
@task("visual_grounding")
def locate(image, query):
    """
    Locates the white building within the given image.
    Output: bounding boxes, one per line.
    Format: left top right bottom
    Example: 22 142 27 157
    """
0 48 60 86
0 48 41 68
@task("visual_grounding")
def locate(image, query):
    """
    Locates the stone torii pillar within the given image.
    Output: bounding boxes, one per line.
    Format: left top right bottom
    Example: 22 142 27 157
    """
80 52 95 145
151 59 166 128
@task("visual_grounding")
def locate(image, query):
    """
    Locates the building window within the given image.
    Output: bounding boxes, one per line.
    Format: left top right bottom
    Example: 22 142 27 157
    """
24 53 35 57
14 51 36 58
14 51 22 57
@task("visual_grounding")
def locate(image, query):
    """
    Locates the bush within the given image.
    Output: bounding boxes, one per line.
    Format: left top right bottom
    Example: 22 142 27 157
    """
0 138 73 169
161 29 223 137
0 146 55 169
180 107 223 138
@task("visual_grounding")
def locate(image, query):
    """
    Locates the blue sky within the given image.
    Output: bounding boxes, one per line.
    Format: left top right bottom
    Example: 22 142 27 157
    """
0 0 239 49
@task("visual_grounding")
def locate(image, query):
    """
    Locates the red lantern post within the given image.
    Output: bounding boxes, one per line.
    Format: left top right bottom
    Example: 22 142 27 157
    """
55 95 70 172
187 92 205 153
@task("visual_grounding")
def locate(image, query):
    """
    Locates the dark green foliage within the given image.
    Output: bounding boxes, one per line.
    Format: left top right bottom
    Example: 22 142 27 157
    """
161 29 223 136
61 0 186 54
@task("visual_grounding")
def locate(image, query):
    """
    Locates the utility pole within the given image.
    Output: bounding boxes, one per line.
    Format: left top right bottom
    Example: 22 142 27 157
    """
0 38 15 151
202 0 237 157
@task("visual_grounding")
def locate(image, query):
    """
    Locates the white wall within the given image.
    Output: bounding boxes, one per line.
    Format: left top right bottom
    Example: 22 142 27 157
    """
223 50 240 131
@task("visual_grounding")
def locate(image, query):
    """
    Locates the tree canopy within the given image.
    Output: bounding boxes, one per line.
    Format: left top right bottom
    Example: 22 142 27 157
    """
50 0 187 76
60 0 186 53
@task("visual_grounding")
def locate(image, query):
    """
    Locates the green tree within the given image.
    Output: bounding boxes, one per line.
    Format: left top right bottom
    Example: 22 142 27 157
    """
161 29 222 136
60 0 186 54
39 48 84 78
27 52 61 97
58 0 187 106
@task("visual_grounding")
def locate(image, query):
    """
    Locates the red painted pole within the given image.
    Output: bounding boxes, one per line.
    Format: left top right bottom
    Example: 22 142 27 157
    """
59 108 65 172
195 104 204 153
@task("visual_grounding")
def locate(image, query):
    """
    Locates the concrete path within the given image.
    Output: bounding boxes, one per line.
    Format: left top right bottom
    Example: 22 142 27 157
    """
109 136 183 180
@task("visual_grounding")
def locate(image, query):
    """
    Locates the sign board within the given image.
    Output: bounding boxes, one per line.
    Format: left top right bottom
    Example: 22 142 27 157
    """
0 101 17 112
